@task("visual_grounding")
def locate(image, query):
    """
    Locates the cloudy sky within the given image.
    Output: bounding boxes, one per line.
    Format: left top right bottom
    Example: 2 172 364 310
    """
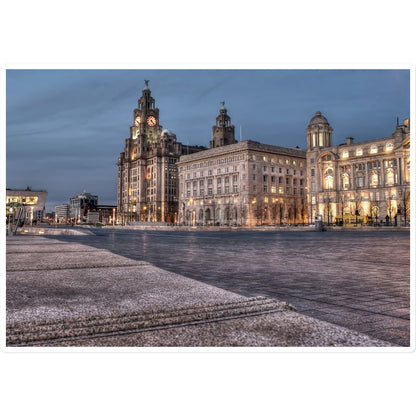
6 69 410 211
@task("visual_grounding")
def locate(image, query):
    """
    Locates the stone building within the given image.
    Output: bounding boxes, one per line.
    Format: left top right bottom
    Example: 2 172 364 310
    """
178 106 307 226
306 112 410 225
116 81 205 224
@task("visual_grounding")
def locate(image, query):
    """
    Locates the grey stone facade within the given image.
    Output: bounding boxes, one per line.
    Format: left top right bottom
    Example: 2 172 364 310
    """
178 138 307 226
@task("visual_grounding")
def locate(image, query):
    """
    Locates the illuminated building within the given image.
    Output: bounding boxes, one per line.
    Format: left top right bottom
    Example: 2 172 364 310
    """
177 106 307 226
306 112 410 225
69 192 98 223
6 187 48 223
116 81 205 224
55 204 70 223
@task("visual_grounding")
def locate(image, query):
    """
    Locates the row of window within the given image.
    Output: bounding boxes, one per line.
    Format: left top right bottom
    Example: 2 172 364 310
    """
341 143 394 158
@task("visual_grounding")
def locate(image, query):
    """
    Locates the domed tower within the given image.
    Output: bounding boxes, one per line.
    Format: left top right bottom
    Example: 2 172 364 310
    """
210 102 237 148
306 111 333 150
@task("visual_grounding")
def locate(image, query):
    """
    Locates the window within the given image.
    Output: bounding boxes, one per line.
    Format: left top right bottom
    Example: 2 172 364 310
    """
342 150 349 159
356 148 363 156
311 169 315 177
370 145 378 154
371 172 379 187
324 169 334 190
386 142 394 152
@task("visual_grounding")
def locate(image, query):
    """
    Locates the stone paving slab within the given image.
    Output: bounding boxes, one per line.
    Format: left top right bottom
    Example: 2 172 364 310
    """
7 264 245 325
40 311 393 348
7 243 101 253
7 250 143 271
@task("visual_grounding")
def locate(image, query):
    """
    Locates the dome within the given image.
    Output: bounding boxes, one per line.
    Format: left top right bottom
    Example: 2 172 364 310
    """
308 111 330 127
161 129 173 136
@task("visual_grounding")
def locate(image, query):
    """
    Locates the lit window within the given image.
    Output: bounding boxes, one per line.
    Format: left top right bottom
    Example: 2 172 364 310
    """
356 148 363 156
342 150 349 158
386 142 394 152
370 145 378 154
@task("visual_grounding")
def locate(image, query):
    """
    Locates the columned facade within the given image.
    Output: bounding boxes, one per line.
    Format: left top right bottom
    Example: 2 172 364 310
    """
306 113 410 225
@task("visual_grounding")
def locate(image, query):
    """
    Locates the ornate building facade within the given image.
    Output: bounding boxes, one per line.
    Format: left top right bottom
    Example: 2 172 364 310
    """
117 82 205 224
306 112 410 225
177 106 307 226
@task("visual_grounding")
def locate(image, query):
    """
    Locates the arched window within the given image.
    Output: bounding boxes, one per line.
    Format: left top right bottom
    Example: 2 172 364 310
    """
370 144 378 154
371 172 379 187
386 142 394 152
342 174 350 190
324 168 334 190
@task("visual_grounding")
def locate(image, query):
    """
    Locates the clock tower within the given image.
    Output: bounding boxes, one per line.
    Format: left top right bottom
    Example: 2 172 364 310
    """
117 81 205 225
210 102 237 148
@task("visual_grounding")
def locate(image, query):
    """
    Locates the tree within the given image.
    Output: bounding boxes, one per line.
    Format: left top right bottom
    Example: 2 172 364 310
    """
398 188 410 226
350 191 363 226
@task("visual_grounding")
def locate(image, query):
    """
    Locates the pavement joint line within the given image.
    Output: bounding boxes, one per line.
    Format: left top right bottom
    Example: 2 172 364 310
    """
7 297 290 333
7 306 293 347
6 249 104 254
6 263 151 272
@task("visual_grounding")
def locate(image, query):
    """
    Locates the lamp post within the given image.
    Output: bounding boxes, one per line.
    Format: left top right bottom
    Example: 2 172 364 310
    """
8 207 14 235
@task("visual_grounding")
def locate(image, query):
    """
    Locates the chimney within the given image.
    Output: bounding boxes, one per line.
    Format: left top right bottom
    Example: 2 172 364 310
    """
346 137 354 145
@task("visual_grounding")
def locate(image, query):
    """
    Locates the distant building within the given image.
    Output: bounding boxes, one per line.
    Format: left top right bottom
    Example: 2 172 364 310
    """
55 204 70 223
117 81 205 224
178 107 307 226
6 187 48 223
306 112 410 225
69 192 98 223
86 211 100 224
96 205 117 225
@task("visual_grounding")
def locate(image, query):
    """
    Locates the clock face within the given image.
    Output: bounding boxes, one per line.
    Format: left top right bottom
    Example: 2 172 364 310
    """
147 115 157 127
134 116 141 126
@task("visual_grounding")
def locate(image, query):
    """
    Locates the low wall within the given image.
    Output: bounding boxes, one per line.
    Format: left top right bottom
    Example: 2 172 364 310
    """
16 227 94 236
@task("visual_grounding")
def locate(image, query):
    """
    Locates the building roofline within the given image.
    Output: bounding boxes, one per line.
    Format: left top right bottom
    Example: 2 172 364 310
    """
178 140 306 164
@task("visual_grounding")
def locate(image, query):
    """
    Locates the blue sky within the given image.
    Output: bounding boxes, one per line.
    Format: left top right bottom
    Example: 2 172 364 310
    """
6 69 410 211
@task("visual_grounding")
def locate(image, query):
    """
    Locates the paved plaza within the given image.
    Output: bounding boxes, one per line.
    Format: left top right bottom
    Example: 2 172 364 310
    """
51 229 410 346
5 234 404 347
